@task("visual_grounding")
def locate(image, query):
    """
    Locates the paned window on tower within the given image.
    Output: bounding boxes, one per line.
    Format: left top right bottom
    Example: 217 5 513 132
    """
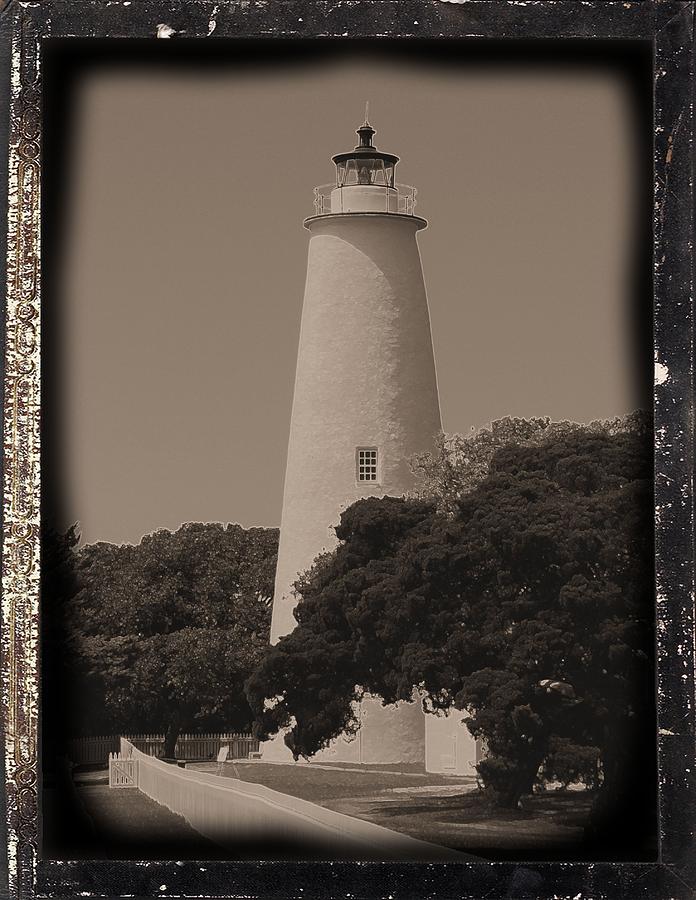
357 448 378 482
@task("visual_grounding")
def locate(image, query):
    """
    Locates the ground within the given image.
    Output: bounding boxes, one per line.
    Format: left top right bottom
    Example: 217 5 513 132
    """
43 768 221 859
196 760 476 801
188 760 595 860
50 760 623 861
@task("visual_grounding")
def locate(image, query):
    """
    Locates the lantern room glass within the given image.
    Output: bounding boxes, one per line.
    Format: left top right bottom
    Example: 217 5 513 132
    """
336 158 395 188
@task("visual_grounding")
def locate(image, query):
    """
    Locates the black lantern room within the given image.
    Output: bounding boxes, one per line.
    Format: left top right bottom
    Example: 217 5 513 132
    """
332 118 399 189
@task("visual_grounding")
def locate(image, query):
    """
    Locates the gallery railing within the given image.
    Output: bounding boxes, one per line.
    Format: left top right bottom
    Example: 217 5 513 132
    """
312 183 418 216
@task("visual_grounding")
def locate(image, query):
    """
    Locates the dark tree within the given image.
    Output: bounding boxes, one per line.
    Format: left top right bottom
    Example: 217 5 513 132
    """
246 418 655 847
63 522 278 757
42 524 82 760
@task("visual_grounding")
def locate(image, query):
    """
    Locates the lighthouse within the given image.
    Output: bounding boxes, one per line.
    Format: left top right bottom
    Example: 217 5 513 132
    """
268 115 442 764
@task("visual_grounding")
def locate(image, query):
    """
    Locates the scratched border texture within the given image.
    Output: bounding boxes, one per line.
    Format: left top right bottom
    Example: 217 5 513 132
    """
0 1 693 898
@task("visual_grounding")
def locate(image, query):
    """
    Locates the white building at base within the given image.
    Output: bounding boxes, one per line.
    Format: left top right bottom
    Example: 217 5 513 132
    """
425 711 482 776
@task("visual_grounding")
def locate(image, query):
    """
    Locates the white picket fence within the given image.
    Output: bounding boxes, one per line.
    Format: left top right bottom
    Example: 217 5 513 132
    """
69 733 259 766
108 752 138 788
117 738 464 859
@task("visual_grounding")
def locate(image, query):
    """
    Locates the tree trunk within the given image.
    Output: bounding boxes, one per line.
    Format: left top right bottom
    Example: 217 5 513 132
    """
163 722 180 759
586 736 657 851
480 746 546 809
509 754 544 806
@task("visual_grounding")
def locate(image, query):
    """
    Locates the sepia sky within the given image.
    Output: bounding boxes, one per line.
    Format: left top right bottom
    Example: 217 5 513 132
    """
56 53 644 545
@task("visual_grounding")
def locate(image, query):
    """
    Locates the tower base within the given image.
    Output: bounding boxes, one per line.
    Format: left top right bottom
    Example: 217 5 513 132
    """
260 696 425 766
424 709 481 776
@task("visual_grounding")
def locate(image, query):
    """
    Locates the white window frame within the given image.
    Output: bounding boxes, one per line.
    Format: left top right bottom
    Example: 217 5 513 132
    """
356 447 379 484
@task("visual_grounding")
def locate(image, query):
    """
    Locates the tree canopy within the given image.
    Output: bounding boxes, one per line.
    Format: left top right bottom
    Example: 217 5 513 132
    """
246 415 655 845
46 522 278 757
409 412 650 514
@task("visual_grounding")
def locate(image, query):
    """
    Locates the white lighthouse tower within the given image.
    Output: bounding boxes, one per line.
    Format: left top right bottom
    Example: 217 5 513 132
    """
268 115 442 764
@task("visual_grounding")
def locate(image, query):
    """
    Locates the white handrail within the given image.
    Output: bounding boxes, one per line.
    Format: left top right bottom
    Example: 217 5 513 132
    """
312 183 417 216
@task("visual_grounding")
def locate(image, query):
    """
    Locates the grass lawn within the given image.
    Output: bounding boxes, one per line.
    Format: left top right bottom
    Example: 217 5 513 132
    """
56 765 478 861
79 783 221 853
194 761 475 802
310 761 432 774
192 761 611 860
54 762 654 862
43 780 222 859
325 787 594 859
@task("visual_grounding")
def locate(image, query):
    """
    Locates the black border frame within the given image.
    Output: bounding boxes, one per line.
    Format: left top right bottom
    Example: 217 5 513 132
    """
0 2 693 898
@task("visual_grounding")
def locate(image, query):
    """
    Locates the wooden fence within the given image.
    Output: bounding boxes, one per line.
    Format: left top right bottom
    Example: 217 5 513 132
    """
69 733 259 766
108 752 138 788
